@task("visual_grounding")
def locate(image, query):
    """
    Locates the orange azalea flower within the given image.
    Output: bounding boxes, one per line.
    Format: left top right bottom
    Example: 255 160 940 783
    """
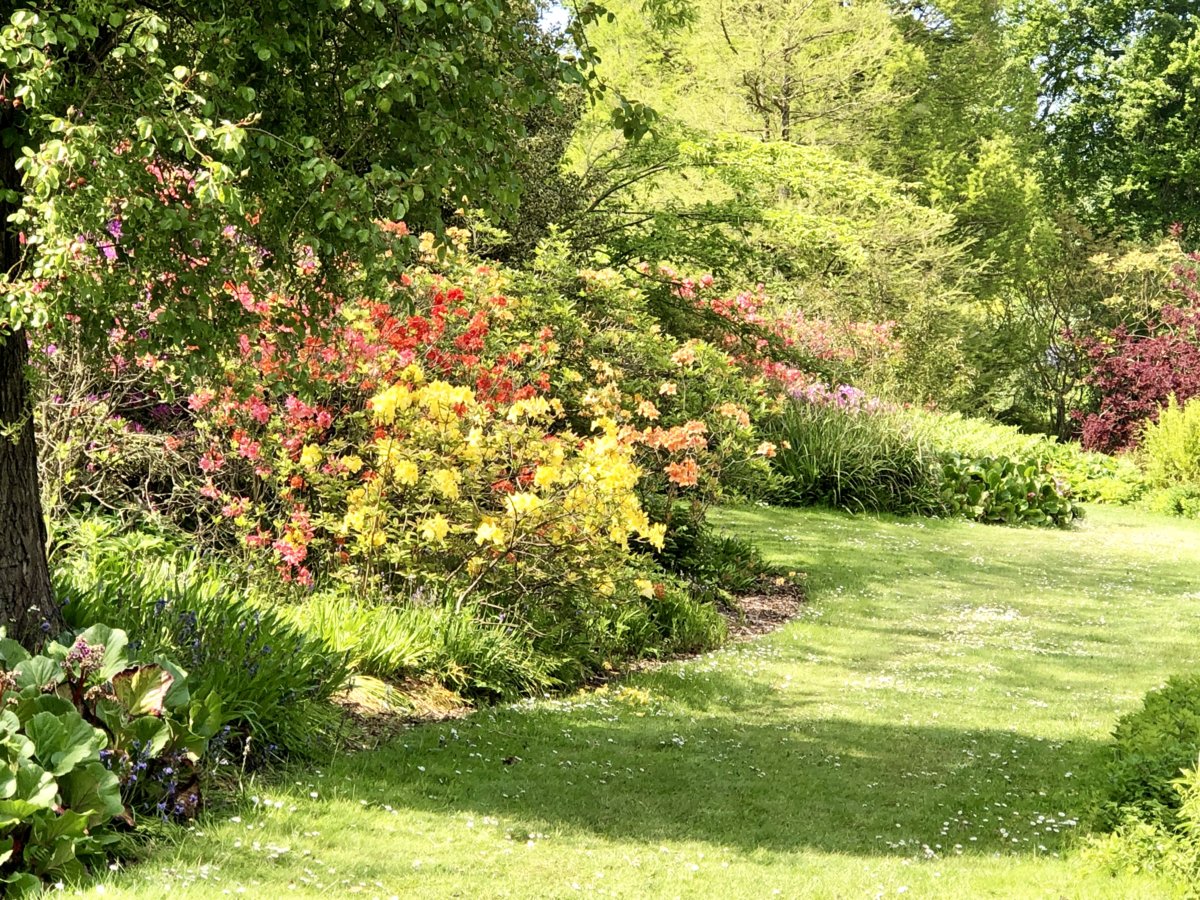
717 402 751 428
636 398 661 420
665 458 700 487
671 345 697 366
644 421 708 453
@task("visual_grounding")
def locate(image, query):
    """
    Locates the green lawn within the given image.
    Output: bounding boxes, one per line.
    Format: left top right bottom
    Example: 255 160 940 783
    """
81 505 1200 898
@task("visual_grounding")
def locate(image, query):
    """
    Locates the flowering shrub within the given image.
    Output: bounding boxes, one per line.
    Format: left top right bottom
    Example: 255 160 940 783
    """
643 262 900 394
30 228 807 694
162 235 784 648
790 381 886 413
561 263 783 508
0 625 224 892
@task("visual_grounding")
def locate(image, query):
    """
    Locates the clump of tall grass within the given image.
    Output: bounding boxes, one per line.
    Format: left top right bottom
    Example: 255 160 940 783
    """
283 589 558 701
763 399 942 514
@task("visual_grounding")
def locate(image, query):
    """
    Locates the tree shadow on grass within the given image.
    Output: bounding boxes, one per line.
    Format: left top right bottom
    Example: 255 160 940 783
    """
332 671 1107 858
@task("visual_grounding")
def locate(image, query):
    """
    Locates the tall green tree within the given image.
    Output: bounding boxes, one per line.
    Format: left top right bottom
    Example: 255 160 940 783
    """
566 0 978 402
1020 0 1200 237
0 0 575 645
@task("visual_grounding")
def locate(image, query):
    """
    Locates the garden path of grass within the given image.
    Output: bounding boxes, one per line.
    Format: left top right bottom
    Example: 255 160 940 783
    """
88 505 1200 898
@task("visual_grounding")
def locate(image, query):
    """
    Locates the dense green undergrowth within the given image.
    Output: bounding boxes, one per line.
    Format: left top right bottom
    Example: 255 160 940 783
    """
48 513 758 735
765 400 1087 524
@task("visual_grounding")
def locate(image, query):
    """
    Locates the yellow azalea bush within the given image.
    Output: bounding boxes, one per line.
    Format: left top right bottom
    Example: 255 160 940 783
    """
323 372 667 611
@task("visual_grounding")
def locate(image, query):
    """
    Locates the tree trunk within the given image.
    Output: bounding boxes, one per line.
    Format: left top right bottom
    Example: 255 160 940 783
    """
780 49 793 143
1 102 61 648
0 330 60 647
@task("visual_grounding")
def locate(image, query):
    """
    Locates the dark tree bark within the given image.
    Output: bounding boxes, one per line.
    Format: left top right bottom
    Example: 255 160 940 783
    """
0 330 60 646
1 102 61 648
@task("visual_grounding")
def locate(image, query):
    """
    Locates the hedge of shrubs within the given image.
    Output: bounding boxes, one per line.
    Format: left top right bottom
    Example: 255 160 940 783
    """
1085 675 1200 886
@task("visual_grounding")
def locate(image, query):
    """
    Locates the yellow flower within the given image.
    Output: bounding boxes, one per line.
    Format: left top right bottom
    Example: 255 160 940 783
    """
635 578 656 599
607 519 629 544
533 464 560 489
624 506 651 536
344 507 367 533
475 519 505 547
369 384 412 424
504 492 543 518
299 444 322 469
419 514 450 544
342 454 364 474
418 380 474 419
431 468 461 500
641 523 667 550
392 459 419 486
507 395 554 423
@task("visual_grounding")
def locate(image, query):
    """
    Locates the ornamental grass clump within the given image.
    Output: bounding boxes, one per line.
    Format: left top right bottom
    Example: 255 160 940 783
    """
764 392 942 514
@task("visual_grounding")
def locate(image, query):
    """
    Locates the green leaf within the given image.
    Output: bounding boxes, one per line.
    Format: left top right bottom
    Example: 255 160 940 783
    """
13 656 63 692
31 807 89 844
0 639 30 668
0 871 41 898
24 711 104 776
155 657 191 710
18 763 57 809
187 690 226 740
59 763 122 824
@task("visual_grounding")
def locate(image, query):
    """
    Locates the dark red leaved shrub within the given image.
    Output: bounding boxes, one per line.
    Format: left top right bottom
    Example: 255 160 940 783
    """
1074 261 1200 452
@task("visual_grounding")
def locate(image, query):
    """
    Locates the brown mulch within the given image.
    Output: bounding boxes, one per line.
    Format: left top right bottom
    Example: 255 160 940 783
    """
721 577 807 640
598 576 808 680
332 676 472 751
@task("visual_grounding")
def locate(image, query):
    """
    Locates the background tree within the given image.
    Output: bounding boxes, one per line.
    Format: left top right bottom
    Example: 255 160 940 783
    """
1019 0 1200 239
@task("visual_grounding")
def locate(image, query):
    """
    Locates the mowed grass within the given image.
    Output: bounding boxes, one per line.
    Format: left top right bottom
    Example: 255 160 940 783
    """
81 506 1200 898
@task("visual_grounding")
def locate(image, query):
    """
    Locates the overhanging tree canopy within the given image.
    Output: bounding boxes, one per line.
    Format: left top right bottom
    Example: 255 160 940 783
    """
0 0 586 645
